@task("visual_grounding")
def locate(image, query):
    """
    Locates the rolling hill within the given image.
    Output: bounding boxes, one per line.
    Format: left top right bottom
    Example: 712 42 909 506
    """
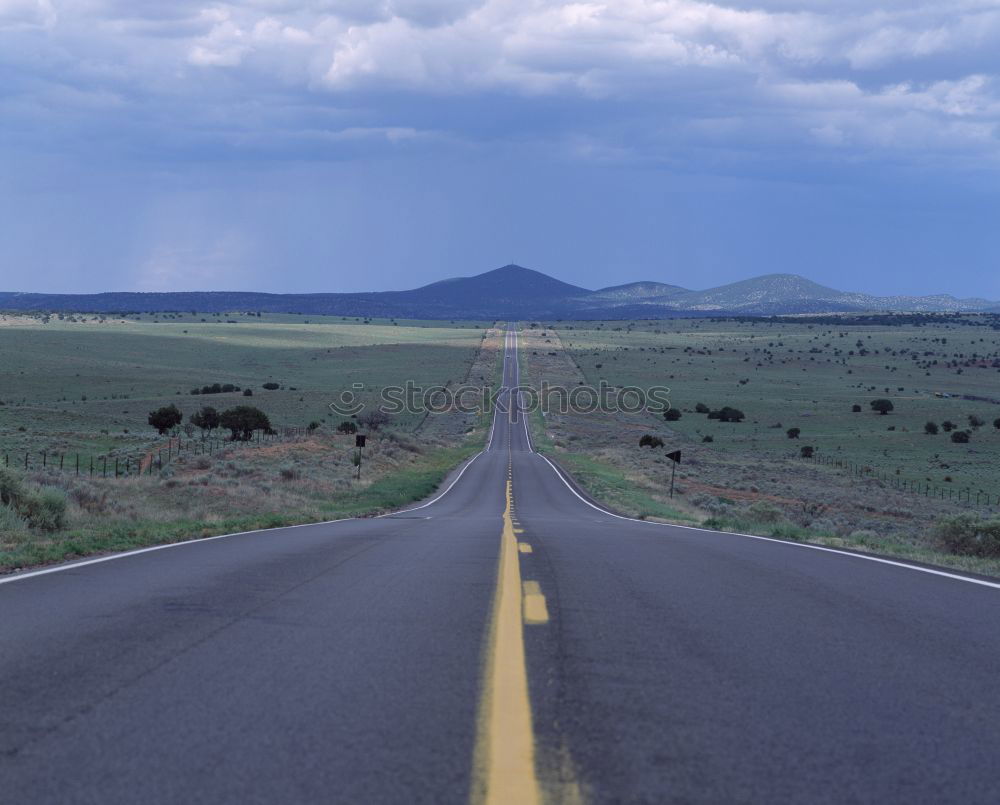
1 265 995 319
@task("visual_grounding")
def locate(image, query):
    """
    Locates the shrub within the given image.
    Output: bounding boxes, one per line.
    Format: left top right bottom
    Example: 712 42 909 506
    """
702 435 714 443
0 503 28 539
336 421 358 434
786 427 800 439
21 489 67 532
639 434 664 448
951 430 970 444
220 406 272 440
851 404 862 413
0 468 26 508
800 445 814 458
924 421 939 435
708 406 745 422
968 414 985 429
358 409 391 431
663 408 682 421
695 402 710 414
933 514 1000 557
870 399 894 415
994 417 1000 430
148 404 183 435
308 421 321 431
243 388 253 397
262 382 280 390
748 501 783 524
942 420 956 432
279 465 301 481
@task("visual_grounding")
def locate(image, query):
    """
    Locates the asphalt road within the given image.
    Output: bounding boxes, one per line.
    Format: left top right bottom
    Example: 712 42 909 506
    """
3 327 1000 804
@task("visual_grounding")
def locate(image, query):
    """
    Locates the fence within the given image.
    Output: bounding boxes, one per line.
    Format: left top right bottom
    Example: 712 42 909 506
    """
4 427 307 480
803 452 1000 508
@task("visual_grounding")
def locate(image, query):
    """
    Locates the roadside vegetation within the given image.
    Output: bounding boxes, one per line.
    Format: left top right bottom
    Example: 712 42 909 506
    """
519 318 1000 578
0 314 503 571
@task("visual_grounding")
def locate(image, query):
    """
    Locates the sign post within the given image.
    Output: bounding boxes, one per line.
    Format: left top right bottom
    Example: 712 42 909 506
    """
666 449 682 498
355 433 366 479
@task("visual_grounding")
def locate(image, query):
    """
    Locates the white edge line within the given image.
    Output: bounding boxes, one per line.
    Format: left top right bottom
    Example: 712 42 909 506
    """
0 515 356 587
534 452 1000 591
376 449 484 517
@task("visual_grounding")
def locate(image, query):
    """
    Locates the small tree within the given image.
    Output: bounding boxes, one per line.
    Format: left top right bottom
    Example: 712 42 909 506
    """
220 405 272 441
190 406 220 437
800 445 814 458
336 420 358 435
870 399 894 415
358 409 390 431
994 417 1000 430
851 404 862 413
639 434 664 448
695 402 710 414
786 427 800 439
969 414 985 429
951 430 970 444
262 382 280 390
924 421 939 435
148 404 183 435
663 408 682 422
942 420 956 432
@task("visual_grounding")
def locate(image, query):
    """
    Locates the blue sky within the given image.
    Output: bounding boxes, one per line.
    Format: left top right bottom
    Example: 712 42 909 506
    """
2 0 1000 299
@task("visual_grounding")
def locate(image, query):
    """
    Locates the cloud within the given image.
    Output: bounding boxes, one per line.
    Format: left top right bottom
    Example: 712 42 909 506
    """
1 0 1000 170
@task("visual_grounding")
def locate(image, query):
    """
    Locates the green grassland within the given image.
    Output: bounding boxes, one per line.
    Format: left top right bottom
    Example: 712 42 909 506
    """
0 314 501 571
550 316 1000 496
0 313 488 458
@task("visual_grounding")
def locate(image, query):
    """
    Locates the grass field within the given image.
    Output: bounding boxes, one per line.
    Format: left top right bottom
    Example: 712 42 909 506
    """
519 317 1000 576
0 314 500 571
552 316 1000 496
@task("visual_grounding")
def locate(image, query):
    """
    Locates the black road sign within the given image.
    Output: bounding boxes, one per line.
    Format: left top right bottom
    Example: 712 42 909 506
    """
356 434 367 448
666 449 681 463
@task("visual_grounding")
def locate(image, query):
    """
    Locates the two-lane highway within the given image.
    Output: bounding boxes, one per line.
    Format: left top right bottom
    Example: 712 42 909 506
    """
3 326 1000 803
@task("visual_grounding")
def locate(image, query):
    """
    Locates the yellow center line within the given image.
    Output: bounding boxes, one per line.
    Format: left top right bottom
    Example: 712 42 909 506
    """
473 477 541 805
518 543 533 554
522 581 550 625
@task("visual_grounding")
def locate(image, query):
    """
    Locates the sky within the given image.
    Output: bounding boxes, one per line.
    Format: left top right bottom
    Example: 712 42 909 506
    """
2 1 1000 299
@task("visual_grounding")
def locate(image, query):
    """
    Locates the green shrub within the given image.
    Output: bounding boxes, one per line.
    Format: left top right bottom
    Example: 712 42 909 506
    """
933 514 1000 558
639 434 664 448
0 468 27 508
748 501 783 524
0 503 29 540
21 489 67 532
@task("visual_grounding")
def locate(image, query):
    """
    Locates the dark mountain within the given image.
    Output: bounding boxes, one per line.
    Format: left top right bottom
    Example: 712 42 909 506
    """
1 265 995 319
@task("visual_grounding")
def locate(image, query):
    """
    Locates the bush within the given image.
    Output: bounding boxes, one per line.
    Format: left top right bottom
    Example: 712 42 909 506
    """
951 430 970 444
0 503 29 539
786 427 800 439
336 420 358 434
279 465 301 481
800 445 814 457
0 468 26 508
748 501 783 524
220 406 272 440
262 382 280 390
994 417 1000 430
924 421 939 435
663 408 682 421
695 402 710 414
148 404 183 435
934 514 1000 557
308 421 321 431
870 399 894 415
21 489 67 532
702 435 714 443
708 406 745 422
639 434 664 448
942 420 956 432
243 388 253 397
851 404 862 413
969 414 985 429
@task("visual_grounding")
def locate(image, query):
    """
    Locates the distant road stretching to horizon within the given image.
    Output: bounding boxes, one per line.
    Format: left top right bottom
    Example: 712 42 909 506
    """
2 326 1000 803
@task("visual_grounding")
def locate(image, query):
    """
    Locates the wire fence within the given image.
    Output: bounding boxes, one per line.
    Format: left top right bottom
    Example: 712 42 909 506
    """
3 427 308 480
803 452 1000 508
